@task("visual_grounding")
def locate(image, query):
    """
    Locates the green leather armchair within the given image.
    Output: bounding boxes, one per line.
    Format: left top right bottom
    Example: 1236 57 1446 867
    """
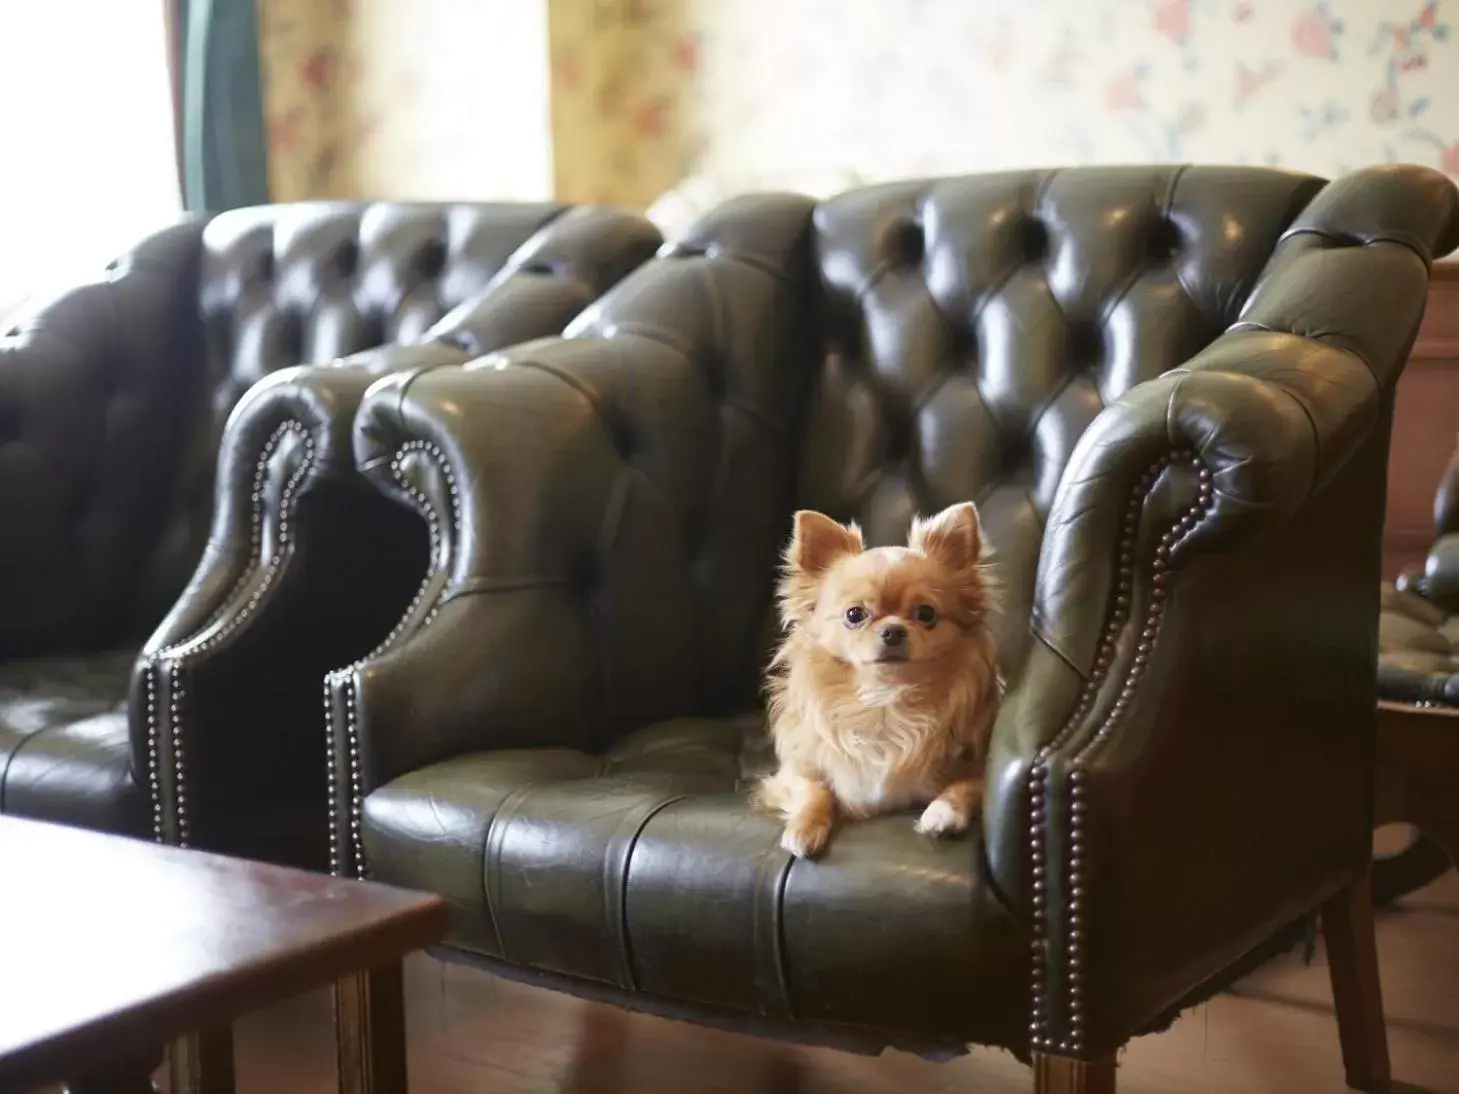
0 200 660 863
235 167 1459 1089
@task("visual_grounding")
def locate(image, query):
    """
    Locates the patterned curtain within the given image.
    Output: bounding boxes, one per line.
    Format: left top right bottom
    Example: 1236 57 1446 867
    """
548 0 697 207
178 0 272 212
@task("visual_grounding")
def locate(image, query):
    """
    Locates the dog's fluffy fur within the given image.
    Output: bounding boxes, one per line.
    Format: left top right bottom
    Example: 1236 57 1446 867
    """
756 502 1001 858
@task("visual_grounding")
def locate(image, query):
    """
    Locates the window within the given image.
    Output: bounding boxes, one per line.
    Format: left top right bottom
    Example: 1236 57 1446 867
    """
0 2 182 321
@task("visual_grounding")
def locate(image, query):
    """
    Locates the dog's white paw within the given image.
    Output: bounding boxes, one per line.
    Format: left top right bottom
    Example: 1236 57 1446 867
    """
780 817 831 858
916 799 970 838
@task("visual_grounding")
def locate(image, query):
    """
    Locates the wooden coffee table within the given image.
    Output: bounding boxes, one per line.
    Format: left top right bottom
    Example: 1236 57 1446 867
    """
0 816 447 1094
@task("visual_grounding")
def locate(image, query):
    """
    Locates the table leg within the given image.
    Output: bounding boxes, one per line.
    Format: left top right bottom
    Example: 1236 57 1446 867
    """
62 1046 163 1093
1322 868 1392 1093
167 1028 235 1094
334 962 407 1094
63 1073 155 1094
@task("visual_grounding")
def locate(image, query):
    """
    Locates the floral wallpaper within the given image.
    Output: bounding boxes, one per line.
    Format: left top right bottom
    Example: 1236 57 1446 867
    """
548 0 697 206
256 0 1457 213
257 0 551 203
689 0 1458 202
257 0 352 201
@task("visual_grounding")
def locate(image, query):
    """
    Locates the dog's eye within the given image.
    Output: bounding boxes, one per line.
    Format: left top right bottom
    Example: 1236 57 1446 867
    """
844 606 869 628
913 604 938 626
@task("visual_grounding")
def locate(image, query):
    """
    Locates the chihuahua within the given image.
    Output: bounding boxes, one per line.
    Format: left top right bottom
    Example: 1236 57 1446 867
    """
756 502 1001 858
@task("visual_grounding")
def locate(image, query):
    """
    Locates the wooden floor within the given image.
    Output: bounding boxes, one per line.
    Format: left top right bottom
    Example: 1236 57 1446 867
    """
214 863 1459 1093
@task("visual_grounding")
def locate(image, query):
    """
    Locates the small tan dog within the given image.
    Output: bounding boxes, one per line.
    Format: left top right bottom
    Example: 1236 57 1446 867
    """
756 501 1001 858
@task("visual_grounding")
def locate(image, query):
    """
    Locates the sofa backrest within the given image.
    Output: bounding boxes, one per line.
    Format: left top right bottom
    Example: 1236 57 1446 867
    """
796 167 1327 677
0 201 660 654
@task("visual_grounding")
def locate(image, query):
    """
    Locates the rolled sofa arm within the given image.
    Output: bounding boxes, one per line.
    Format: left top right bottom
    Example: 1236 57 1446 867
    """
331 193 821 877
0 219 206 655
131 207 663 859
984 164 1459 1056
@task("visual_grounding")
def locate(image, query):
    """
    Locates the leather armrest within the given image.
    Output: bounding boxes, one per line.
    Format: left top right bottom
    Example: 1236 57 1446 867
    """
331 194 820 876
131 208 664 859
0 219 206 655
128 341 467 851
984 163 1459 1055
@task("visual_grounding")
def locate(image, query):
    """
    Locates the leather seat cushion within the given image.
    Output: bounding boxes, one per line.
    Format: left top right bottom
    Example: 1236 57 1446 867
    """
362 715 1029 1047
0 648 148 834
1378 583 1459 705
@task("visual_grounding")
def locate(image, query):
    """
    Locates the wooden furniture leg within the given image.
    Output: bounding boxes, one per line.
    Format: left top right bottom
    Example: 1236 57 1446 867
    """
1032 1051 1117 1093
334 963 408 1094
63 1045 165 1093
63 1076 156 1094
63 1070 157 1094
1321 869 1392 1093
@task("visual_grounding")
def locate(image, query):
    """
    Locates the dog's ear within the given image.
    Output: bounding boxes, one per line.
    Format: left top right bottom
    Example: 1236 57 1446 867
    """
787 510 863 576
909 502 983 573
779 511 863 627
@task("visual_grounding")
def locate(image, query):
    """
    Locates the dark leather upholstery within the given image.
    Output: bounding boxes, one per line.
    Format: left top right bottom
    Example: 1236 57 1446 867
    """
286 169 1459 1061
323 165 1459 1063
0 650 141 831
132 205 661 860
0 201 661 851
1379 440 1459 704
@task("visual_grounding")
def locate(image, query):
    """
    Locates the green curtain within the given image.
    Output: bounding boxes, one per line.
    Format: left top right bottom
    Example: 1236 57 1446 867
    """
179 0 271 212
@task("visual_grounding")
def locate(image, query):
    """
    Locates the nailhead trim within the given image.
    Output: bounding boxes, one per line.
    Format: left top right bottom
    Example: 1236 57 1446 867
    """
324 439 459 877
143 421 316 846
1027 450 1213 1054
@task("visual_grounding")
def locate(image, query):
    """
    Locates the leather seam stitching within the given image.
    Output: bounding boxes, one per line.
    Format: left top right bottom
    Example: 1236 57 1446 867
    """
1027 448 1213 1055
143 419 315 847
480 782 546 963
325 440 459 877
610 793 692 992
1278 225 1436 267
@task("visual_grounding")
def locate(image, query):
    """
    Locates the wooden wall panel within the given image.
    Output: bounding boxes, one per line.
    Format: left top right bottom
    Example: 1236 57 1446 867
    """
1385 262 1459 580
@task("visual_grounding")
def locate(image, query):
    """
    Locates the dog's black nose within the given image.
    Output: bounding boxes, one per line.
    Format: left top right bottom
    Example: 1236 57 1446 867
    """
878 623 907 647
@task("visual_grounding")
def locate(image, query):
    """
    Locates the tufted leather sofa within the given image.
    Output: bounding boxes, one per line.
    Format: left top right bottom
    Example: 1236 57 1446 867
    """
307 165 1459 1089
130 165 1454 1088
315 166 1459 1089
0 200 661 858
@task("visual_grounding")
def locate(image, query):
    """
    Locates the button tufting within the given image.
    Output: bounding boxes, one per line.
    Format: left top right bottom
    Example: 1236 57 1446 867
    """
284 309 307 362
363 310 389 348
1021 216 1050 262
604 406 638 460
337 239 360 276
950 322 979 370
885 416 913 463
417 237 448 278
1070 323 1104 366
884 215 925 268
1146 218 1182 263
